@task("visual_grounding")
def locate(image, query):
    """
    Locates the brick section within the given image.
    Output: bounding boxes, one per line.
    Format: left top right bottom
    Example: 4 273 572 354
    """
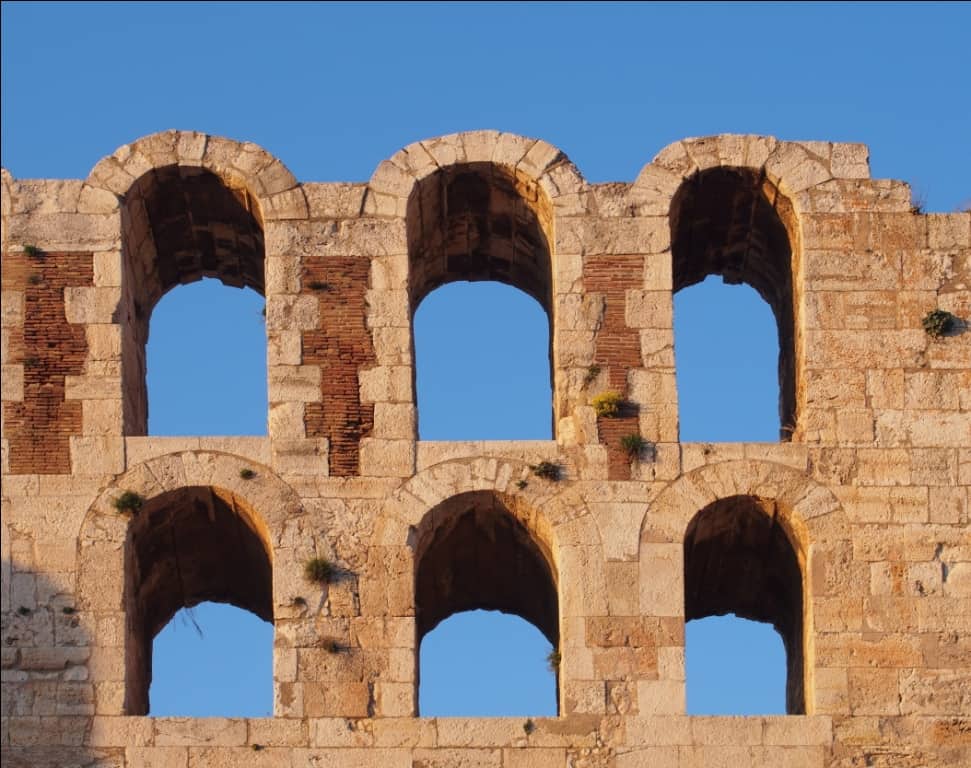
2 251 93 474
584 253 644 480
301 257 376 476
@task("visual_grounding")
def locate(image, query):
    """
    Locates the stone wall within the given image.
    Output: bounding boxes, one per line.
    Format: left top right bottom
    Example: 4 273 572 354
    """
1 130 968 767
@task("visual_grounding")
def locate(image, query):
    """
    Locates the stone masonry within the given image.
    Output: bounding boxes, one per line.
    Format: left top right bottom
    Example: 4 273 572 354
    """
1 130 968 767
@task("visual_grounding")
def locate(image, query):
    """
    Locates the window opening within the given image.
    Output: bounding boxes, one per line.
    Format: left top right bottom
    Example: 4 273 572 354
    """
419 609 557 716
684 495 805 713
674 276 780 441
121 165 265 434
414 281 552 439
671 167 799 440
124 486 273 715
407 164 555 439
149 601 272 717
686 614 787 715
414 491 559 715
146 279 267 435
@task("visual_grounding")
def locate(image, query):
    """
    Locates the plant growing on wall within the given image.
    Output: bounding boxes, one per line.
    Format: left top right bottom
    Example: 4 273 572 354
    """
239 468 257 480
303 556 335 584
582 364 602 389
922 309 959 338
590 391 624 418
112 491 144 515
546 648 561 673
530 461 561 481
621 433 654 461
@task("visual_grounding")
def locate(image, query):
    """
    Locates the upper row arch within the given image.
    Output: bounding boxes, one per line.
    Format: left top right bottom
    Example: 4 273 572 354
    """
78 129 869 217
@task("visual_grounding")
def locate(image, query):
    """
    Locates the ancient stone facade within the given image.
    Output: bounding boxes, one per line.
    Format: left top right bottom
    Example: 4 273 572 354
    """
1 130 969 767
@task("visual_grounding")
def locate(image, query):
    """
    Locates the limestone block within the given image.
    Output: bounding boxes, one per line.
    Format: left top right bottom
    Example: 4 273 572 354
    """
766 143 833 194
2 290 24 328
1 363 23 400
70 436 124 476
625 290 672 330
6 212 121 251
929 486 967 525
264 255 302 295
359 365 413 404
358 438 415 478
268 365 321 402
84 323 122 361
271 438 328 477
830 143 870 180
92 249 123 290
927 212 971 249
503 747 569 768
629 164 683 216
588 503 643 562
365 289 410 328
638 544 683 618
154 718 248 747
265 295 319 332
556 217 669 257
268 401 306 439
64 286 120 325
635 680 685 715
303 680 370 717
82 398 124 435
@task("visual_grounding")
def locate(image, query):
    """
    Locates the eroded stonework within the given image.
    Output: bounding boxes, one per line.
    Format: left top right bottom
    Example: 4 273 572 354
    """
1 130 968 767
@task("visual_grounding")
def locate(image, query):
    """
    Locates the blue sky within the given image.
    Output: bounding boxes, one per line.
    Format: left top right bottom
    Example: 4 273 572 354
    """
3 1 968 719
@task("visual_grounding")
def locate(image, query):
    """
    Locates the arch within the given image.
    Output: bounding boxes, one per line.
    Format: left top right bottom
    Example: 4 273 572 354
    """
368 130 585 214
76 451 305 714
638 135 836 200
669 164 801 439
684 494 805 712
124 485 272 714
84 130 305 218
368 458 606 714
414 490 558 645
642 458 845 716
389 136 575 438
373 457 602 558
642 459 842 546
119 158 267 434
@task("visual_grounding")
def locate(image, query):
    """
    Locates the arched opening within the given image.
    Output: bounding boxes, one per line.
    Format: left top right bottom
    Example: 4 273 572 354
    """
149 601 273 717
120 165 266 435
413 281 552 439
686 615 788 714
674 277 780 441
683 495 805 714
146 279 267 435
414 491 559 715
671 167 799 441
123 486 273 715
419 610 556 716
407 163 555 439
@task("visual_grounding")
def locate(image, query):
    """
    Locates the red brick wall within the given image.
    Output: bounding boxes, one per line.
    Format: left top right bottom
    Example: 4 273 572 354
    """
2 251 93 474
583 253 643 480
301 257 376 476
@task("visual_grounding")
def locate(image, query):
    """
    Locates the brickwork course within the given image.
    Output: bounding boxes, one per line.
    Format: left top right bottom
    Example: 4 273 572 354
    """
1 129 968 767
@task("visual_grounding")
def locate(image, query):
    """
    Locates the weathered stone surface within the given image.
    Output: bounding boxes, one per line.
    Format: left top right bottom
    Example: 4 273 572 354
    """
2 130 968 767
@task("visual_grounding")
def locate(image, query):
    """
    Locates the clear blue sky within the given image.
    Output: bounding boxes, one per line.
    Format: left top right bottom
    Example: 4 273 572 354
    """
3 1 968 719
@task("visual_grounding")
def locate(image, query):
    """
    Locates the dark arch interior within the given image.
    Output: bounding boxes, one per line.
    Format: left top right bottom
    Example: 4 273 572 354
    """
121 165 265 434
671 167 799 438
406 163 553 314
684 495 805 713
407 164 556 436
414 491 558 647
124 486 272 715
